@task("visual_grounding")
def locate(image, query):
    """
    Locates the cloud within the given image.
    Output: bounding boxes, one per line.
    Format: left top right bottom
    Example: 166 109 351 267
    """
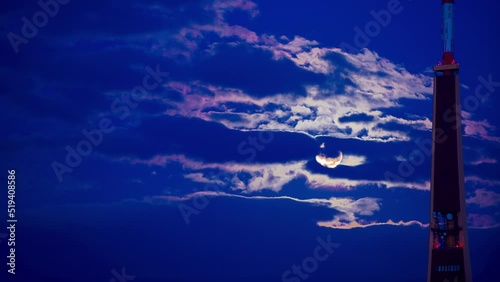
150 191 427 230
156 17 435 142
340 154 367 167
463 119 500 143
257 36 331 74
100 115 318 164
467 214 500 229
461 110 472 119
162 77 431 142
291 105 313 116
465 176 500 187
184 173 226 185
156 191 379 213
466 189 500 208
123 154 430 192
317 218 428 230
395 155 407 162
469 157 497 166
3 0 499 242
210 0 260 19
114 0 440 143
7 0 492 151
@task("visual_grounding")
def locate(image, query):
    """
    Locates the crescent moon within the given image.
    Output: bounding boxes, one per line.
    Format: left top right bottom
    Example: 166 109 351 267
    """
315 151 343 168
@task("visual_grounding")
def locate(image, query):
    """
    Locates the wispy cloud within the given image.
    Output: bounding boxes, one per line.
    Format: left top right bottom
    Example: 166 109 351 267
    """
468 214 500 229
154 191 379 212
466 189 500 208
151 191 427 230
465 176 500 187
317 218 428 229
184 173 226 185
161 77 432 142
469 157 497 166
149 1 435 143
463 119 500 143
122 154 430 192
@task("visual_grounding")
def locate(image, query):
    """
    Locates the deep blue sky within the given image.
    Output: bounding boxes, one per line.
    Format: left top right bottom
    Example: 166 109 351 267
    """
1 0 500 281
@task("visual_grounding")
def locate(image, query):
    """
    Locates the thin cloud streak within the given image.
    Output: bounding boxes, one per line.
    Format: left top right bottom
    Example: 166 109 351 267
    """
317 218 429 229
151 191 431 230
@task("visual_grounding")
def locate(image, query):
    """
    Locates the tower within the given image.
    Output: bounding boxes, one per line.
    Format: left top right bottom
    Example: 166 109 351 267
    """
427 1 472 281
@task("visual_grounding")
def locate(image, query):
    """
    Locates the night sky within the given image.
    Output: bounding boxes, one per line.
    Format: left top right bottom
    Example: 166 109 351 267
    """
1 0 500 281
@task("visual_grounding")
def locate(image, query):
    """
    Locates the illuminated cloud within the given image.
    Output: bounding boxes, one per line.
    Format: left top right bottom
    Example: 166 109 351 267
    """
153 10 435 143
151 191 430 230
291 105 313 116
340 154 367 167
469 157 497 166
122 154 430 192
317 218 428 230
156 191 429 230
184 173 226 185
156 191 380 214
161 74 432 141
462 119 500 142
461 110 472 119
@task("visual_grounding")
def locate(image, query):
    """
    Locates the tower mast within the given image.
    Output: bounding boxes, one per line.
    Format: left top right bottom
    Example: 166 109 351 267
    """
427 1 472 281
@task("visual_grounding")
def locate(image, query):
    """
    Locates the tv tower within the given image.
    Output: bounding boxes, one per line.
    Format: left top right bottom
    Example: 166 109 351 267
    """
427 1 472 281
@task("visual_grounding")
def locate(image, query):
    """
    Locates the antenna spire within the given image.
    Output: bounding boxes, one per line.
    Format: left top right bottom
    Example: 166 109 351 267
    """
442 0 456 64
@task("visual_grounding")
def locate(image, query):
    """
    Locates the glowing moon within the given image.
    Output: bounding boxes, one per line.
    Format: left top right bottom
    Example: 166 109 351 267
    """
315 151 343 168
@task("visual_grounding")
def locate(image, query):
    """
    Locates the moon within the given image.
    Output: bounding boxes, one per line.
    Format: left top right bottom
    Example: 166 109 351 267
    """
315 151 343 168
